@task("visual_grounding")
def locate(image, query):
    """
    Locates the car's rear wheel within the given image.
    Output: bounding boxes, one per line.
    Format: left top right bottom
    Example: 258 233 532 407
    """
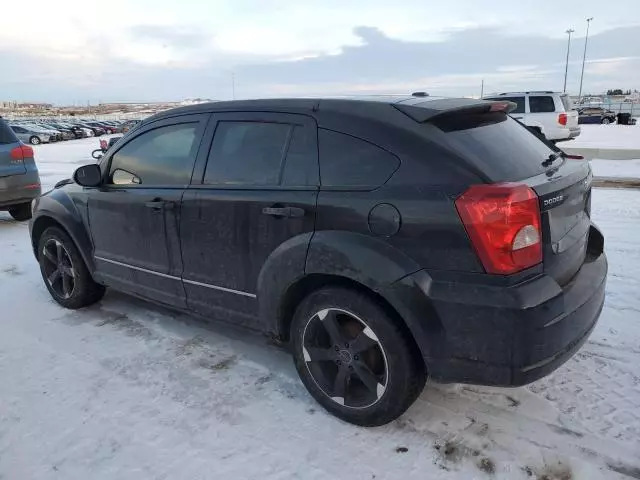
290 287 425 426
29 136 41 145
38 227 105 309
8 203 32 221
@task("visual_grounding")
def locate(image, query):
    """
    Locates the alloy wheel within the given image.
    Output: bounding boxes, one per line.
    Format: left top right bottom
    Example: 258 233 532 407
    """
302 308 388 408
42 239 76 299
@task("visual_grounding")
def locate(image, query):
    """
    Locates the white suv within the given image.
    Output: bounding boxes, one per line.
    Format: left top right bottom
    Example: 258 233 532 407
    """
483 91 580 142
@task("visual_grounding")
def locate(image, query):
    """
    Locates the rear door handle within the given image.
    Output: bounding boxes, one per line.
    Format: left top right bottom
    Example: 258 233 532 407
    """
262 206 305 218
144 200 175 211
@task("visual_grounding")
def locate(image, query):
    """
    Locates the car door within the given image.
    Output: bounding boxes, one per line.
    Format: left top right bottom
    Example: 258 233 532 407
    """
88 113 210 308
180 112 319 327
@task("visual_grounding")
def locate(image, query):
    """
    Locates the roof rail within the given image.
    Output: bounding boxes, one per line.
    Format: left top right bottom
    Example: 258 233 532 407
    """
496 91 555 95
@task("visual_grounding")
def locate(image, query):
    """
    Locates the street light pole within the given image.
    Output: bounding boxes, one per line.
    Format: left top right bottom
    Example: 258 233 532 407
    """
231 72 236 100
578 17 594 104
563 28 574 93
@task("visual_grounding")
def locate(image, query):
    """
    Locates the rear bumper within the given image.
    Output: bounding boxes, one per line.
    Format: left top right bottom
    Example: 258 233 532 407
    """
554 126 581 142
0 171 42 208
385 223 607 386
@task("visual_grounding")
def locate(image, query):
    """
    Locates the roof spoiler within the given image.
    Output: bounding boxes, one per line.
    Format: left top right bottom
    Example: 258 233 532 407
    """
394 99 516 123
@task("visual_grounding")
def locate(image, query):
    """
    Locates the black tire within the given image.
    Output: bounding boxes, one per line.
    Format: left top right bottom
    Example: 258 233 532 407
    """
290 287 425 426
38 227 105 309
8 203 32 221
601 117 612 125
29 136 41 145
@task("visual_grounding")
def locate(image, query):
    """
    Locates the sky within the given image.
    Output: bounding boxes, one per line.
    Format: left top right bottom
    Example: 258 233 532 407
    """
1 0 639 104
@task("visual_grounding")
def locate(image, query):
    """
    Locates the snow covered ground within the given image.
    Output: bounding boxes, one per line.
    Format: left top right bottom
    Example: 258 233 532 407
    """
1 138 640 479
590 159 640 179
571 124 640 151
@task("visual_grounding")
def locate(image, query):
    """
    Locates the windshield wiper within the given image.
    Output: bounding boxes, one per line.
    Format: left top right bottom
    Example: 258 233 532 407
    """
541 151 564 167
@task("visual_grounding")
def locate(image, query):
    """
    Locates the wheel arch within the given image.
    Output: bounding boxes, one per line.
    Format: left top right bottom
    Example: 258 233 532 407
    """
30 195 96 275
259 230 430 367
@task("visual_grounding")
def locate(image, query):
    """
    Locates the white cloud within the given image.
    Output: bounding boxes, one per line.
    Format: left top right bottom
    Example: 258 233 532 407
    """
1 0 639 102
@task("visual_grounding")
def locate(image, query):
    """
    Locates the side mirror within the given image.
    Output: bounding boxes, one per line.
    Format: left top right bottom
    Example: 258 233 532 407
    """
73 164 102 187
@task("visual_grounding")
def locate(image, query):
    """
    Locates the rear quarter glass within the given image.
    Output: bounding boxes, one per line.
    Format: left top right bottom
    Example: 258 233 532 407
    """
430 112 554 183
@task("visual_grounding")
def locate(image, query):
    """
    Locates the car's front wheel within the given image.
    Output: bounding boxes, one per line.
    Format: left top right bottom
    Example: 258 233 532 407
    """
29 136 41 145
602 117 612 125
38 227 105 309
290 287 425 426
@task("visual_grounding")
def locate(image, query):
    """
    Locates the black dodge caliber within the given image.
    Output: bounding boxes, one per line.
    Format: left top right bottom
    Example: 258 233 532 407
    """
30 97 607 426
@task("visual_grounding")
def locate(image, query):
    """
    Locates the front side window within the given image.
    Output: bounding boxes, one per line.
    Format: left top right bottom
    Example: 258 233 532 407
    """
529 96 556 113
204 121 291 185
108 123 198 186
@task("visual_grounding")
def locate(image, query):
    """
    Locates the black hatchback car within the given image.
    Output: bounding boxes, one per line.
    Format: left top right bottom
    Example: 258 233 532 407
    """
30 97 607 426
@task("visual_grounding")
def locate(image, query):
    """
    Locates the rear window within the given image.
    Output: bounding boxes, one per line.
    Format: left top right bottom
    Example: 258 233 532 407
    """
529 96 556 113
0 118 18 144
431 112 554 182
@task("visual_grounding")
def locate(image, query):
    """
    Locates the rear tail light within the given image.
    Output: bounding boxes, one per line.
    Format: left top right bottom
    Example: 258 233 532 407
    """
9 144 34 160
558 113 568 126
455 183 542 275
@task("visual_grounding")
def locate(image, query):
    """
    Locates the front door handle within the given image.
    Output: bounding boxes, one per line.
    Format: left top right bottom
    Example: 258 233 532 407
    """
262 206 305 218
145 200 175 211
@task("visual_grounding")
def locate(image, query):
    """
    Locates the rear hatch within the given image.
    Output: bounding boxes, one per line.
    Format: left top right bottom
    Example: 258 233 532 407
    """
0 118 27 177
416 106 591 285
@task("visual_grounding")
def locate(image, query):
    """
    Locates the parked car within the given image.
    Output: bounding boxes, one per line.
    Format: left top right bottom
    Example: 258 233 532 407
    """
483 91 580 142
121 119 142 132
9 124 52 145
21 123 62 142
71 124 95 137
84 121 118 134
35 123 74 140
50 122 86 139
578 107 617 125
0 117 41 220
30 97 607 426
76 122 106 136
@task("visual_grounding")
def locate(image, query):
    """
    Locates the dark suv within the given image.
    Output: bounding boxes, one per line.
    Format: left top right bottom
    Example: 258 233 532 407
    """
29 98 607 426
1 116 41 220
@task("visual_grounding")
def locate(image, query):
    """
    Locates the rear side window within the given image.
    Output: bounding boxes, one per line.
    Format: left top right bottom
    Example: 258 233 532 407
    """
0 119 18 144
529 96 556 113
431 113 553 182
486 97 525 114
204 121 290 186
319 129 399 188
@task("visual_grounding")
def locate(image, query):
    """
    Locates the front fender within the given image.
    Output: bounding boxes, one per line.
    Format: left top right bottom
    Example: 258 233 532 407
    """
30 187 95 274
